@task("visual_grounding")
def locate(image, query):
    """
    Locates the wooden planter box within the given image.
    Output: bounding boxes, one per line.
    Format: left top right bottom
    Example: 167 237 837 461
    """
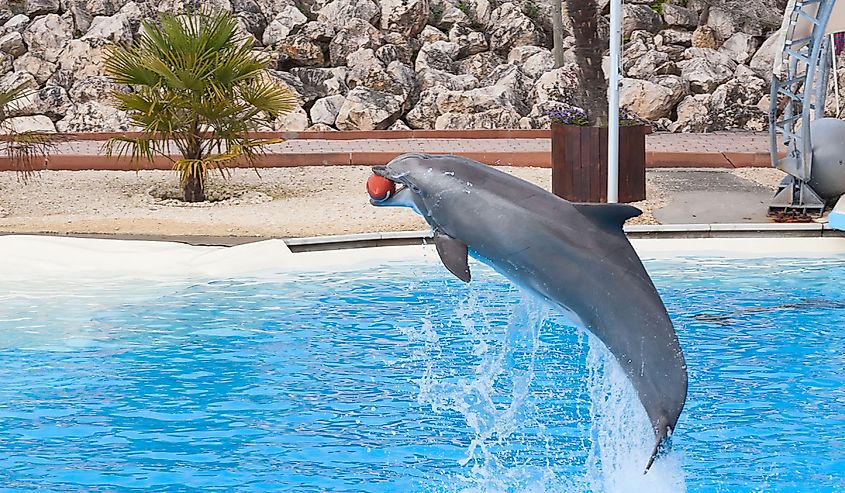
551 123 647 203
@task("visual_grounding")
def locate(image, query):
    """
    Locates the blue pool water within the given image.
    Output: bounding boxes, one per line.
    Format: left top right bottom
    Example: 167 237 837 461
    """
0 255 843 492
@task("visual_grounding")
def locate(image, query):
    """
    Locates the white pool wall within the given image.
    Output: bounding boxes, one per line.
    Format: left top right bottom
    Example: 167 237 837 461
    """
1 235 844 280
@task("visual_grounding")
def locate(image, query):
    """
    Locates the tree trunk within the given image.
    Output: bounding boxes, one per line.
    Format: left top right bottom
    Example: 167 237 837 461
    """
183 174 205 202
551 0 566 68
565 0 608 126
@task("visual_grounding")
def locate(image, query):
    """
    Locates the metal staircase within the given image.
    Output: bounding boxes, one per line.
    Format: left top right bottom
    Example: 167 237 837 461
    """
768 0 836 215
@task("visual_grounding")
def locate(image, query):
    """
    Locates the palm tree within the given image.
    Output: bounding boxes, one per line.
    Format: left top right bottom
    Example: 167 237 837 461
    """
0 86 55 181
103 11 297 202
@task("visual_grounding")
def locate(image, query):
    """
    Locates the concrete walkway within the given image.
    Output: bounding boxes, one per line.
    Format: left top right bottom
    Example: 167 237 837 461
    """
0 130 779 171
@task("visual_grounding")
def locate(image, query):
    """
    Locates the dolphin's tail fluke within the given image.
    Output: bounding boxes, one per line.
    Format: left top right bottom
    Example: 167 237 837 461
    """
644 415 672 474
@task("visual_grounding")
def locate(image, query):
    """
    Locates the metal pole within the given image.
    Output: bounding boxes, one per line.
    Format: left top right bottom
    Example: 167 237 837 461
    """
608 0 621 203
832 33 841 117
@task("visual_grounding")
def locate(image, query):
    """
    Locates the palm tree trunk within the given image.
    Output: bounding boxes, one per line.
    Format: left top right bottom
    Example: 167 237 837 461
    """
551 0 565 68
183 174 205 202
565 0 608 126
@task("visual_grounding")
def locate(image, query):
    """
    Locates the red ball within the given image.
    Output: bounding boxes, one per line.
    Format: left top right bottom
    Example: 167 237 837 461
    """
367 174 396 201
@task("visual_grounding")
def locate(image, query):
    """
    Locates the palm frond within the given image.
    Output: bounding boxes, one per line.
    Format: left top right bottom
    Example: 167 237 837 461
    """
104 10 296 201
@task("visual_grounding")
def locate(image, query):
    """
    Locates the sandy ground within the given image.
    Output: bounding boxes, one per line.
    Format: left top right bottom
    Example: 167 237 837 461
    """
0 166 785 238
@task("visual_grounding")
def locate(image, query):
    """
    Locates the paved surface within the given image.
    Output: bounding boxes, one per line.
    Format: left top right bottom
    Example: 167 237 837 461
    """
651 170 775 224
49 131 773 155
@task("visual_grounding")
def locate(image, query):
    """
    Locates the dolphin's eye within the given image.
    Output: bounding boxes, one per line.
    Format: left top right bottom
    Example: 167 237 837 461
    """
410 184 421 193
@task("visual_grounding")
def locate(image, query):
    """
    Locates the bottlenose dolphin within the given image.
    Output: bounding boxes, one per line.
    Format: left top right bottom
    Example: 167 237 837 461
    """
370 153 687 471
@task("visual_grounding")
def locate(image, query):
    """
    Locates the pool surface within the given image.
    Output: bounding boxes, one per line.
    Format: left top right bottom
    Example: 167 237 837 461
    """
0 252 843 492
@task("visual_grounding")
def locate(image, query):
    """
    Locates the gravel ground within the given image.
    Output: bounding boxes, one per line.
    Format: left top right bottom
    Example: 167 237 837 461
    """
0 166 782 238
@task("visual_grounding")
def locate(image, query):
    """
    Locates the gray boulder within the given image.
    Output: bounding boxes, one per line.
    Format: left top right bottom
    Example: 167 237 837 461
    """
318 0 380 28
448 24 487 57
310 94 346 125
0 31 25 57
435 108 522 129
456 51 504 80
12 54 56 85
56 101 134 132
262 5 308 46
22 13 71 64
622 4 661 37
619 77 682 120
2 115 56 133
290 67 348 104
329 18 382 66
380 0 428 37
335 86 403 130
417 68 477 91
662 4 697 28
486 2 541 54
414 40 459 73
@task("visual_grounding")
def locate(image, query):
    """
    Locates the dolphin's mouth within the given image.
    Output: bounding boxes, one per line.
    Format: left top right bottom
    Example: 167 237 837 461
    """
370 166 410 206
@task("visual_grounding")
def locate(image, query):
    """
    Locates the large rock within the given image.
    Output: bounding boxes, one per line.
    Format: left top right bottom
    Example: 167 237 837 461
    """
273 106 309 131
22 13 71 64
346 49 416 106
33 85 73 120
659 29 692 47
749 28 783 81
58 39 107 80
2 115 56 133
65 0 125 33
329 18 382 66
706 7 739 42
380 0 428 37
22 0 60 16
718 32 759 65
478 64 531 113
662 4 697 28
448 23 487 57
435 5 468 30
12 54 56 85
3 14 31 33
667 94 711 132
0 31 25 57
56 101 134 132
318 0 379 28
625 50 671 79
621 4 661 37
290 67 348 104
82 12 134 44
262 5 308 46
456 51 503 80
419 25 448 44
310 94 345 125
68 75 126 103
680 50 735 93
405 87 445 128
0 71 38 94
486 2 541 54
415 40 459 73
709 65 767 130
436 84 520 114
619 77 682 120
276 34 326 69
417 68 477 91
531 64 580 106
376 43 413 66
507 45 547 65
435 108 522 129
335 86 403 130
522 49 554 80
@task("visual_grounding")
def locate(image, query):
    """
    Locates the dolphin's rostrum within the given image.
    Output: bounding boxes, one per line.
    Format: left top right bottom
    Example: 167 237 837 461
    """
370 153 688 472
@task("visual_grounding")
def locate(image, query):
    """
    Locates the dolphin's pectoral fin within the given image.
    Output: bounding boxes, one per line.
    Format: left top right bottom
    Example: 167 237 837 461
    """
574 203 642 232
644 414 672 474
433 231 471 282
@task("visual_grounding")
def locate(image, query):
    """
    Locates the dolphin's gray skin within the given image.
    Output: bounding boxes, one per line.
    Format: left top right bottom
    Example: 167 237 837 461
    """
370 153 687 471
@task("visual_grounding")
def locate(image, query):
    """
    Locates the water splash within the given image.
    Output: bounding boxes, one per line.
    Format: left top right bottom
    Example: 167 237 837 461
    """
410 284 686 492
583 334 686 493
414 288 556 492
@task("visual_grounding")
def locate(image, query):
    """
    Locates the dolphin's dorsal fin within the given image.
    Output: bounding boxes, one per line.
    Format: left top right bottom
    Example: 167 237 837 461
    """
574 203 642 231
433 231 471 282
